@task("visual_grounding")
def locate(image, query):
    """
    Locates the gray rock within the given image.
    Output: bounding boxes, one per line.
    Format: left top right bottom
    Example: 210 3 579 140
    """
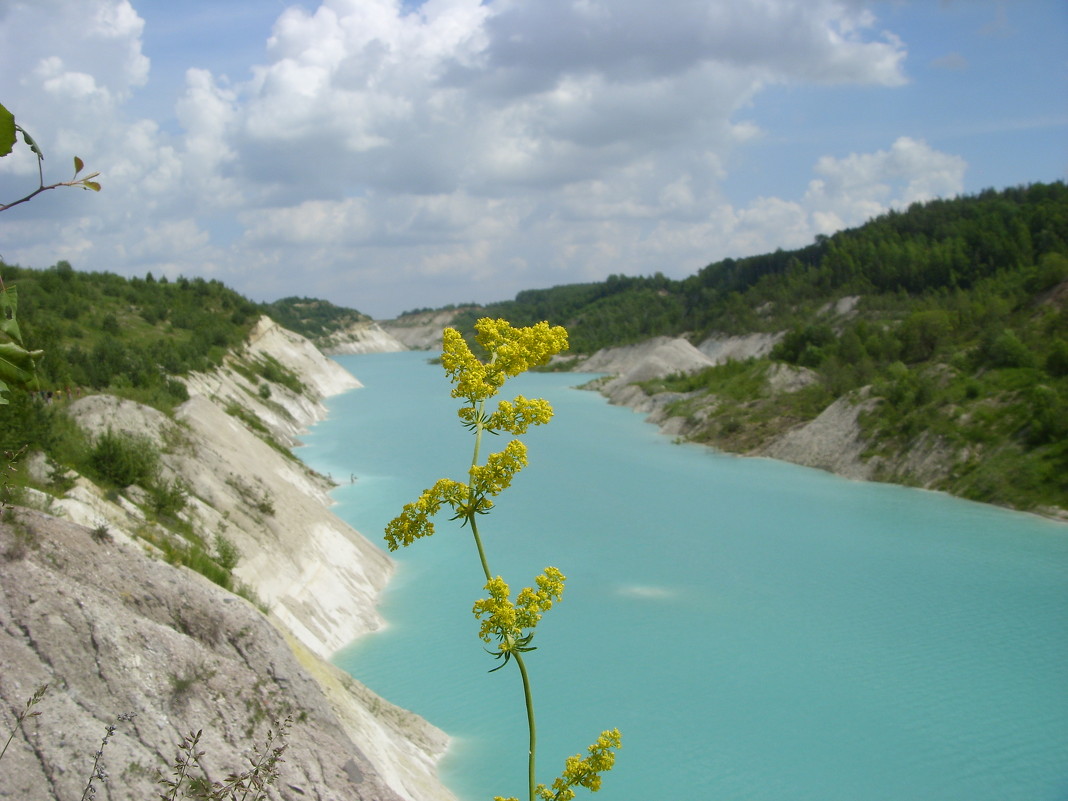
0 508 427 801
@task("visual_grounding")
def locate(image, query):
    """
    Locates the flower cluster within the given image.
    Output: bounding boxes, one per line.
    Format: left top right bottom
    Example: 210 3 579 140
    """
383 440 530 551
538 729 623 801
473 567 566 656
459 395 555 435
441 319 568 403
469 439 528 499
386 319 566 551
493 729 623 801
383 477 467 550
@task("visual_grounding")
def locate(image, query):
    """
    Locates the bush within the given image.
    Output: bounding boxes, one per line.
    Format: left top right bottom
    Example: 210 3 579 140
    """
147 477 188 518
88 429 159 488
983 329 1035 369
214 534 241 572
1046 339 1068 377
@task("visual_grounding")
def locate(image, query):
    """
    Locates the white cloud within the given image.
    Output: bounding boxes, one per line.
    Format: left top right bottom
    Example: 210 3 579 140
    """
804 136 967 221
0 0 976 317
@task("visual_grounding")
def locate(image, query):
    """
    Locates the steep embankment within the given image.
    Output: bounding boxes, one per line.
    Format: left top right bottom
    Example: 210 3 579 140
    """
1 317 457 801
317 320 408 355
575 329 1067 518
574 331 886 482
378 310 465 351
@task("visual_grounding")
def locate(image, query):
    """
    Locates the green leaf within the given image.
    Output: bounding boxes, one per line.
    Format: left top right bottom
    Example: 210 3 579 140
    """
0 102 15 158
0 285 24 344
20 127 42 158
0 286 41 393
0 341 43 390
83 180 101 192
74 155 84 175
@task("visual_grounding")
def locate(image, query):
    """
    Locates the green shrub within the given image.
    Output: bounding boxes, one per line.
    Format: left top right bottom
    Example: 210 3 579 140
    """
1046 339 1068 377
147 477 188 518
258 355 304 394
214 533 241 572
87 429 159 488
983 329 1035 369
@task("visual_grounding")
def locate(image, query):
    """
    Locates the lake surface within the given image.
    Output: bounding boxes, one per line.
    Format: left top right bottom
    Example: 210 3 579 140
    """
301 351 1068 801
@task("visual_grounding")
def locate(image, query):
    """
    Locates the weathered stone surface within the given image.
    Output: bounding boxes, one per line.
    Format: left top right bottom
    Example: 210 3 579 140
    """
0 508 448 801
319 322 408 355
378 311 464 351
756 394 880 480
697 332 783 364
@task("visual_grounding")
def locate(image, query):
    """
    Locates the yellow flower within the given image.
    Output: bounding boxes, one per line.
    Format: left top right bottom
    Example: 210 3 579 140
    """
473 567 566 647
470 440 528 498
441 319 568 404
537 729 622 800
383 478 467 550
442 327 499 401
485 395 555 435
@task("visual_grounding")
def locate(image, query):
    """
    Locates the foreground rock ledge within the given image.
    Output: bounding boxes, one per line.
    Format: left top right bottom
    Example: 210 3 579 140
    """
0 509 453 801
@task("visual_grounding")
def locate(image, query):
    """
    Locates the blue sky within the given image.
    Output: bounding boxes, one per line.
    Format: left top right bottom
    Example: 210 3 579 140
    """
1 0 1065 318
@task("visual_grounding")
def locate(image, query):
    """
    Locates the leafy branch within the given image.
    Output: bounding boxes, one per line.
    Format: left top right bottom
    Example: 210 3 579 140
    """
0 101 100 402
0 101 101 213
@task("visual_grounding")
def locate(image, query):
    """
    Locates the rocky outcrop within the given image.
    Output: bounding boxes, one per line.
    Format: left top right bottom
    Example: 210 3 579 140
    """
0 508 447 801
756 393 879 480
1 317 457 801
184 316 363 448
577 332 880 482
319 321 408 355
579 337 714 382
575 338 716 418
379 311 466 351
698 332 782 363
59 318 392 660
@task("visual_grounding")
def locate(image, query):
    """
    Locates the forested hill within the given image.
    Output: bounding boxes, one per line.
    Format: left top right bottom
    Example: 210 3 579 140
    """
450 181 1067 354
443 182 1068 513
262 296 371 339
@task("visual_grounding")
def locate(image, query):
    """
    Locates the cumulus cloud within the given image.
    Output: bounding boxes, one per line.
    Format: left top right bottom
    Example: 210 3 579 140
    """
803 137 968 230
0 0 971 317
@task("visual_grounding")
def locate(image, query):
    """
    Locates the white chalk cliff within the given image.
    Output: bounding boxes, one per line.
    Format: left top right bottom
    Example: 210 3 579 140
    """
3 316 457 801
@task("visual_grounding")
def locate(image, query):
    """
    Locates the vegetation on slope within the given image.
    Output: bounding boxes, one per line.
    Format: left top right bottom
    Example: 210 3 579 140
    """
261 296 370 341
0 262 262 408
0 261 317 596
453 182 1067 351
448 182 1068 513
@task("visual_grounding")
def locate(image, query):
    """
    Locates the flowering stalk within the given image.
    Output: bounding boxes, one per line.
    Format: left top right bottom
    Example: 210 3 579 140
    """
385 318 620 801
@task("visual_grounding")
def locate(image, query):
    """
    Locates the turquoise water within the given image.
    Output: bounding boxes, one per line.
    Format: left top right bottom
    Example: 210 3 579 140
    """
301 351 1068 801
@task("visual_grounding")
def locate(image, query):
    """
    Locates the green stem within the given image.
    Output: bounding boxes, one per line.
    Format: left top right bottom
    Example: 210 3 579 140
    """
514 652 537 801
469 398 486 475
468 514 492 583
467 397 493 583
465 383 537 800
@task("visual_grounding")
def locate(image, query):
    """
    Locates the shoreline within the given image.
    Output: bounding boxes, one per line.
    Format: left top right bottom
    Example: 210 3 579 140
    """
564 335 1068 524
592 378 1068 525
